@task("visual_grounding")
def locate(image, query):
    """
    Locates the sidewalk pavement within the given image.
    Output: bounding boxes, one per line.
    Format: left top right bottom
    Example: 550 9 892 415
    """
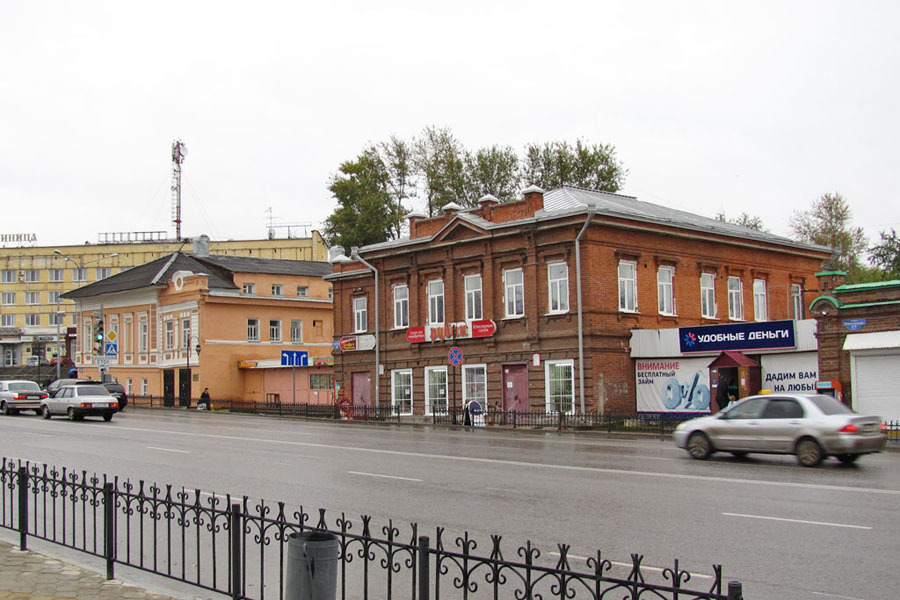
0 540 178 600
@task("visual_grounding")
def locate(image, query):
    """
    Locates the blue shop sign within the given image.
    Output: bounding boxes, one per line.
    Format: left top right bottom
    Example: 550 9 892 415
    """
679 320 796 353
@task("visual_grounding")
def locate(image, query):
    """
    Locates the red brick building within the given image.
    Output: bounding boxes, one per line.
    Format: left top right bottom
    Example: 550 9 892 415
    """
326 186 831 416
810 272 900 421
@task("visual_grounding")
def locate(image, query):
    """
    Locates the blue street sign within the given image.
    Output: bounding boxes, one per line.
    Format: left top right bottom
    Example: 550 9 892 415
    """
448 346 464 366
281 350 309 367
105 343 118 356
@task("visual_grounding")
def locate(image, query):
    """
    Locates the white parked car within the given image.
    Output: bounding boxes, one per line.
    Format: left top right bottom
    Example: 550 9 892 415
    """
41 384 118 422
0 380 49 415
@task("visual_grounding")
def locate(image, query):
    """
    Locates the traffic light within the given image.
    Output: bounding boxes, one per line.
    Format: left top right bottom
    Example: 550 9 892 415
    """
94 319 104 355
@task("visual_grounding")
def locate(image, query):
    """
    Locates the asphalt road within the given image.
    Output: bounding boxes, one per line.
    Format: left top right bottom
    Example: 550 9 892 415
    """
1 407 898 600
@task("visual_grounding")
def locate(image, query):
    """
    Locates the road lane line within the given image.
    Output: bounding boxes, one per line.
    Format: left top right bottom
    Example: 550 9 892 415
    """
146 446 189 454
23 432 52 437
348 471 422 482
810 591 866 600
548 552 713 580
93 424 900 497
723 512 871 530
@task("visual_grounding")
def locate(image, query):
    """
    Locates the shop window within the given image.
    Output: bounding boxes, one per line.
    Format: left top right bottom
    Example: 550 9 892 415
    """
425 366 448 415
545 359 575 414
391 369 413 416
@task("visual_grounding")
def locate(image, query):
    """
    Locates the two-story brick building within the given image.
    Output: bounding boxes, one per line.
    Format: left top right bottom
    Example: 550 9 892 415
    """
327 186 831 416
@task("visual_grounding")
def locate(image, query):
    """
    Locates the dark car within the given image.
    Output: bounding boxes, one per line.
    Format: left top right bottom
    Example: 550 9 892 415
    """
46 378 95 397
102 382 128 410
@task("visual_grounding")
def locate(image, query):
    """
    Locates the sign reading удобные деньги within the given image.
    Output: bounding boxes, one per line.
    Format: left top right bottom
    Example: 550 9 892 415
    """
679 320 796 353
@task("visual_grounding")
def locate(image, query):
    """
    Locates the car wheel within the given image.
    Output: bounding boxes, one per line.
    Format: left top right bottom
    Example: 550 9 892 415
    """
687 432 713 460
103 413 113 422
837 454 859 465
42 406 51 420
67 407 77 422
796 437 824 467
1 402 9 416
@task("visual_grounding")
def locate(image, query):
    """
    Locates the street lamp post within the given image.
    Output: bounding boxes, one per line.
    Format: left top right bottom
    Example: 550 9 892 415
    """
55 296 62 381
185 335 201 405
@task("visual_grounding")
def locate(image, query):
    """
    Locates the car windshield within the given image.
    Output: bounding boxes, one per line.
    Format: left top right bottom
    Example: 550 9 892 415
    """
76 385 109 396
808 394 855 415
8 382 40 392
105 384 124 392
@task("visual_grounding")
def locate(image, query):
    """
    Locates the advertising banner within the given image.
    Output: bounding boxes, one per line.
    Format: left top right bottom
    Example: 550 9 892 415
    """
760 352 818 393
636 357 712 413
679 320 796 353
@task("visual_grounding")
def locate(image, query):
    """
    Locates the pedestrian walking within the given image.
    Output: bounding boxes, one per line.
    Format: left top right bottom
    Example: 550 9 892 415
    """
198 387 211 410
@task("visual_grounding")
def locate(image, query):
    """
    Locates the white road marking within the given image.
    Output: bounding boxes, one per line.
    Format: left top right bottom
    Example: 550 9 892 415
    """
722 512 871 530
810 591 866 600
485 486 518 493
23 432 52 437
146 446 189 454
348 471 422 482
548 551 713 579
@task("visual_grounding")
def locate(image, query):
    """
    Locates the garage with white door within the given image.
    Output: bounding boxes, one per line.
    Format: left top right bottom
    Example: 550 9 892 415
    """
844 331 900 422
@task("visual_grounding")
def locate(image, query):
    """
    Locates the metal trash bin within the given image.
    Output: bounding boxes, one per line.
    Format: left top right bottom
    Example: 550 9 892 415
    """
285 530 340 600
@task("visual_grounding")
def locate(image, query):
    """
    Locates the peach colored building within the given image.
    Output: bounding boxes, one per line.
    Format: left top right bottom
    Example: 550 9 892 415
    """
62 246 334 406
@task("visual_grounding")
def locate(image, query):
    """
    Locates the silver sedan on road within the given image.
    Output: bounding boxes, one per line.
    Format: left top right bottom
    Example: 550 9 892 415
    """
40 384 119 422
673 393 887 466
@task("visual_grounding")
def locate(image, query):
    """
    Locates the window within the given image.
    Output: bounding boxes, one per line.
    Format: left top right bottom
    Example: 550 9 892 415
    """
618 261 637 312
1 292 15 305
126 378 133 395
761 398 804 419
272 284 284 296
25 292 40 305
545 359 575 414
141 379 148 395
73 268 86 282
548 263 569 314
96 267 111 280
391 369 413 416
290 320 303 343
1 270 14 283
425 366 448 415
393 285 409 328
465 275 483 321
728 276 743 320
123 315 132 353
243 283 256 295
791 284 804 320
657 266 675 315
427 280 444 324
25 270 39 283
700 273 716 318
310 374 334 389
49 291 61 304
49 269 64 282
50 313 64 326
182 318 191 347
504 268 524 317
297 285 309 298
247 318 260 342
353 297 367 333
1 314 14 327
753 279 767 321
462 364 487 409
138 317 148 352
269 319 282 342
165 321 175 349
26 314 40 327
328 287 333 300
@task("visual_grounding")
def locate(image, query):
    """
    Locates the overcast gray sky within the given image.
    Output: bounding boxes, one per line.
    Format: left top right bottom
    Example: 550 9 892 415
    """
2 1 898 253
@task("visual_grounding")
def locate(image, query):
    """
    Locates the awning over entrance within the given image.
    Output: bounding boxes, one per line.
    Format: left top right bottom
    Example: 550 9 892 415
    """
843 330 900 351
707 350 760 369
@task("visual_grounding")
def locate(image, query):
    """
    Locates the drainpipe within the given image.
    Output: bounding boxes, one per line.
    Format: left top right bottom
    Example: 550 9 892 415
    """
351 248 379 408
575 210 594 415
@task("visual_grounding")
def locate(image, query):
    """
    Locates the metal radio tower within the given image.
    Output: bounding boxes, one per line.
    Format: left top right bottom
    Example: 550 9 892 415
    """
171 140 188 240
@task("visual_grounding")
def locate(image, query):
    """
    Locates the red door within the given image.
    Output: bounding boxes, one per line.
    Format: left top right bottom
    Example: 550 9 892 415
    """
351 372 371 408
502 364 529 412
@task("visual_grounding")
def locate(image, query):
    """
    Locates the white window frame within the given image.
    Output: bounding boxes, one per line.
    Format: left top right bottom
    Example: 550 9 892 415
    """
165 320 175 350
138 316 148 352
269 319 282 342
753 279 767 321
465 275 483 321
123 314 132 354
728 276 744 321
73 268 86 282
462 363 488 409
48 291 61 304
791 284 804 320
141 378 148 395
296 285 309 298
700 272 716 318
393 284 409 329
427 279 444 325
25 314 40 327
1 270 14 283
1 292 15 305
618 261 637 312
25 269 40 283
353 297 367 333
424 366 448 415
96 267 111 280
547 262 569 314
50 313 64 326
504 268 524 318
126 378 133 395
0 314 13 327
391 369 413 416
25 291 40 305
657 266 675 316
49 269 64 283
243 283 255 295
247 318 260 342
290 319 303 343
272 283 284 296
545 359 575 415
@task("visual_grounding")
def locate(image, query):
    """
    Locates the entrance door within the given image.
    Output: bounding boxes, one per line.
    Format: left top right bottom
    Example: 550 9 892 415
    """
163 370 175 407
178 368 192 407
501 364 529 412
351 372 371 408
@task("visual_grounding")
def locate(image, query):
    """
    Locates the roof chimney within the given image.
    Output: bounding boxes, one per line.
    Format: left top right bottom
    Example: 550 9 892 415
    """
405 210 426 238
816 270 846 293
441 202 463 215
193 234 210 257
477 194 499 220
522 185 544 215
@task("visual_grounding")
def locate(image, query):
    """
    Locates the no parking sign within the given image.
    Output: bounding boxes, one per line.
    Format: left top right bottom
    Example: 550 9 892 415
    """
448 347 464 366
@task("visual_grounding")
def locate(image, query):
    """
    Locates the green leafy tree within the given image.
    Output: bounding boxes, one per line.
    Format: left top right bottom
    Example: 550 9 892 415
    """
869 228 900 278
322 148 407 254
715 211 768 231
789 192 868 277
376 136 415 239
522 139 625 192
413 126 469 216
464 145 520 203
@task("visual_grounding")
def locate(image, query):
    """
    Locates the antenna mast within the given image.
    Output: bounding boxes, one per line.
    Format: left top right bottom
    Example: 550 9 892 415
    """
171 140 188 240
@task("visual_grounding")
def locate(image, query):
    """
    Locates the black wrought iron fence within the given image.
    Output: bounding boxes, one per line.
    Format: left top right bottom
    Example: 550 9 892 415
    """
0 458 745 600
